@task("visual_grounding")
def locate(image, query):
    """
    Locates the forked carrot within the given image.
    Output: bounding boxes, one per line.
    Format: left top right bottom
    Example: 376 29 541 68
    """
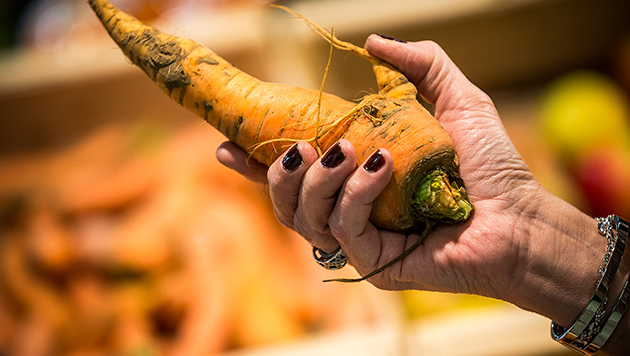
88 0 474 281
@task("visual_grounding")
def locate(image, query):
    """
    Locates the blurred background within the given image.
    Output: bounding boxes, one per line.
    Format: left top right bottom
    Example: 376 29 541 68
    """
1 0 630 355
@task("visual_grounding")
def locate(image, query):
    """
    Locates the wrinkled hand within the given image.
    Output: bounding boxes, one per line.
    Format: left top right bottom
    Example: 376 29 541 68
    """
216 35 541 299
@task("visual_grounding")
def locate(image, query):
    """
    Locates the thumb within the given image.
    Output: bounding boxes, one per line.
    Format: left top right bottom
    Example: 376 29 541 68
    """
364 35 487 110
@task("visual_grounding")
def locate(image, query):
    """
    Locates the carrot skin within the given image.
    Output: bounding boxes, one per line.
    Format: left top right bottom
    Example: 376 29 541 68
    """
88 0 470 231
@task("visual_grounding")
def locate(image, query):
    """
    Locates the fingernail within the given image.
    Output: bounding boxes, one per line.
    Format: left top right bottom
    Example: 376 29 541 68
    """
321 142 345 169
282 143 302 171
376 34 406 43
364 150 385 173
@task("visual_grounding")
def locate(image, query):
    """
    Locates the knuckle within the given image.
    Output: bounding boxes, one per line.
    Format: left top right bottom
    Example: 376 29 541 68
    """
476 92 497 112
269 190 292 223
292 211 311 238
299 178 317 200
273 206 293 229
328 215 351 240
267 168 282 192
422 40 443 53
342 180 363 202
294 210 332 245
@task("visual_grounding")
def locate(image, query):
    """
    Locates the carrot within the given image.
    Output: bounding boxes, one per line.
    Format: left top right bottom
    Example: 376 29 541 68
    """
88 0 473 279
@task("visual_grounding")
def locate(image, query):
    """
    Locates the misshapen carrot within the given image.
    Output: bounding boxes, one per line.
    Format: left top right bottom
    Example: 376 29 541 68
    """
88 1 472 233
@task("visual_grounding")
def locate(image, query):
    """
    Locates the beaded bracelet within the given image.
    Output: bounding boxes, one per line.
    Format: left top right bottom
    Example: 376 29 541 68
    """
551 215 630 355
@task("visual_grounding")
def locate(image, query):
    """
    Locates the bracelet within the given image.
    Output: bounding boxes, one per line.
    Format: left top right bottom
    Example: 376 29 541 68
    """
550 216 625 347
551 215 630 355
583 217 630 354
584 278 630 354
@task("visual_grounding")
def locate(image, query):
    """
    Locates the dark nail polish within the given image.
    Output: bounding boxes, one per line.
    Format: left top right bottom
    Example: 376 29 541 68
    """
364 150 385 172
321 142 345 169
376 34 407 43
282 143 302 171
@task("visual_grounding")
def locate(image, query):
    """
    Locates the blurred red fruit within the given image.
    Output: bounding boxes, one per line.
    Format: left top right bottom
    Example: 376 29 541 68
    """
575 148 630 218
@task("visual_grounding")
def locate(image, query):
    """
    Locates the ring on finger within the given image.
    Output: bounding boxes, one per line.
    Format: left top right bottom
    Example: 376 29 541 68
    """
313 246 348 270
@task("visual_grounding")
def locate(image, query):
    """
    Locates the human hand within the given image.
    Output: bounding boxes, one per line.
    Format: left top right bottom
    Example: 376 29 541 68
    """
219 34 534 290
216 35 606 325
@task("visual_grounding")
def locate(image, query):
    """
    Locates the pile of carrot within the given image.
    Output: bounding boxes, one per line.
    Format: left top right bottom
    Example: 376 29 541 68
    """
0 122 396 355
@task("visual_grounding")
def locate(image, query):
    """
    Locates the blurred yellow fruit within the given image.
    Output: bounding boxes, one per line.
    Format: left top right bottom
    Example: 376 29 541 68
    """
540 71 630 164
401 290 503 320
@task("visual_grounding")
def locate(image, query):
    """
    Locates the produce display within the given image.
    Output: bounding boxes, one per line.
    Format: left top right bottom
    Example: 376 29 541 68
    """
0 122 398 355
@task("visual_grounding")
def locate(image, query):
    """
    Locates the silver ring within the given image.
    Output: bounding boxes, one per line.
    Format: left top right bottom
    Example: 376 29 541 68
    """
313 246 348 270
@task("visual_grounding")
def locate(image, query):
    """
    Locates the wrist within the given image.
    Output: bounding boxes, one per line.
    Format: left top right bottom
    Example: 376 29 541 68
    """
505 183 607 327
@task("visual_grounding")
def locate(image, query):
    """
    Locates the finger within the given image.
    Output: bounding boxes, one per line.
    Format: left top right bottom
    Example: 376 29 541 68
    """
215 141 268 184
328 149 394 271
329 148 393 239
364 35 495 123
294 140 358 253
267 141 318 229
364 34 505 183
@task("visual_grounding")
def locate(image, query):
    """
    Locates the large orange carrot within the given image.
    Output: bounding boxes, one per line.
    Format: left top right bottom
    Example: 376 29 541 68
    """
88 0 473 279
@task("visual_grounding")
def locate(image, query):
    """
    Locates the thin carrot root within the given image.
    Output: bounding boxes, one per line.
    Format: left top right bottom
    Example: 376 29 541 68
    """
250 25 339 158
271 5 376 64
323 220 434 283
88 0 474 282
248 94 385 157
